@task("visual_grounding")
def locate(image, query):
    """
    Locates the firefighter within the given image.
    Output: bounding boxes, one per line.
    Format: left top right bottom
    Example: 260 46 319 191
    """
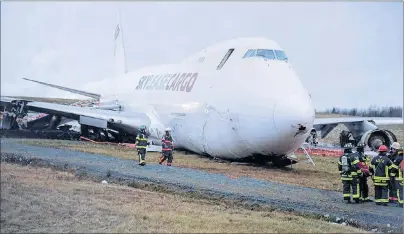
388 143 398 203
338 143 362 203
356 142 372 202
389 142 403 207
369 145 398 206
135 125 149 166
159 127 174 166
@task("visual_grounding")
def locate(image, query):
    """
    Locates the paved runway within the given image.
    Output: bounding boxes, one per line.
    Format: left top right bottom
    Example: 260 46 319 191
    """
1 138 403 231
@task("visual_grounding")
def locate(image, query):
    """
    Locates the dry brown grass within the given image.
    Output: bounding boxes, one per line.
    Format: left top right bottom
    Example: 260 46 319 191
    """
0 163 365 233
18 139 376 195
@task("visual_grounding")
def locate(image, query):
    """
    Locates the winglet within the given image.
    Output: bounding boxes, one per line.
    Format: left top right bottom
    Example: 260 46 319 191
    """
22 77 101 100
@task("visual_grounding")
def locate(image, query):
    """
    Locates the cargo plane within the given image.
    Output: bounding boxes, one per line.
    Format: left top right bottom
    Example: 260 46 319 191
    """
1 24 402 167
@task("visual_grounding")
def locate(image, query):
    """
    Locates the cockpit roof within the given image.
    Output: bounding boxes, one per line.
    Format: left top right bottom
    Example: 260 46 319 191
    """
204 37 283 51
182 37 283 63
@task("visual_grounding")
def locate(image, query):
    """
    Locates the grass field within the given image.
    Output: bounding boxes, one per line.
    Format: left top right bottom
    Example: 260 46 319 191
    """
18 139 372 195
0 163 364 233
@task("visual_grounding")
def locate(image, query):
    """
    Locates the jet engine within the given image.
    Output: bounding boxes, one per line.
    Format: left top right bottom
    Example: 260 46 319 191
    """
359 129 397 151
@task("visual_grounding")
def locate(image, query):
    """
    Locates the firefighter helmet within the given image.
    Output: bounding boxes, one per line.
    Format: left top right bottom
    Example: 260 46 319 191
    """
357 142 365 148
344 143 354 149
343 143 353 153
165 127 171 132
378 145 388 152
139 125 147 131
391 142 401 150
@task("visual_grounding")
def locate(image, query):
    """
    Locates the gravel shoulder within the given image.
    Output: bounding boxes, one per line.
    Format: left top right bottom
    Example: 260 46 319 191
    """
1 138 403 232
16 139 346 192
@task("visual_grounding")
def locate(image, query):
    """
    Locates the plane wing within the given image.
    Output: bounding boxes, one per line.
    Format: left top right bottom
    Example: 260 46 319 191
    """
1 97 150 135
22 77 101 100
313 116 403 140
1 78 162 138
314 117 403 126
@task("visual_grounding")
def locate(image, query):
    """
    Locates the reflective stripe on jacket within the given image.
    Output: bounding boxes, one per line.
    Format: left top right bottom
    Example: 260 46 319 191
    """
338 153 361 180
162 135 174 151
136 133 148 149
370 154 397 181
391 152 403 181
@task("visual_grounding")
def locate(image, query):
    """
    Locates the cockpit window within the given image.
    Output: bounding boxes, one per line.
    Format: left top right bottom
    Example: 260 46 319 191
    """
275 50 288 61
251 49 257 57
256 49 275 59
242 49 288 61
242 49 254 58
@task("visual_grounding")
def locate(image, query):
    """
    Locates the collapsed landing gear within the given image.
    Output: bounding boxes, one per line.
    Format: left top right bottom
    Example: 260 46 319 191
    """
1 100 29 130
79 124 137 143
271 157 298 168
244 154 298 168
250 154 272 165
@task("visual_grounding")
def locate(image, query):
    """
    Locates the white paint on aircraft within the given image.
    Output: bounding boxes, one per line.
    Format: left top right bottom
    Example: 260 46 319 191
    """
2 35 401 165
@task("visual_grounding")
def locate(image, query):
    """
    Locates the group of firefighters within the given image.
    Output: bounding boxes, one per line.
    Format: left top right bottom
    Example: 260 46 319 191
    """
134 125 174 166
338 141 403 207
134 125 403 207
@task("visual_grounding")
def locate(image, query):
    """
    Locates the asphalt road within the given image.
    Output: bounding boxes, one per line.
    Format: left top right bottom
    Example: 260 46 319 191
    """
1 138 403 231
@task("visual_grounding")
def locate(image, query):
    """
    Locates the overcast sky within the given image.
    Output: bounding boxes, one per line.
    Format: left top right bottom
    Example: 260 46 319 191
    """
1 1 403 111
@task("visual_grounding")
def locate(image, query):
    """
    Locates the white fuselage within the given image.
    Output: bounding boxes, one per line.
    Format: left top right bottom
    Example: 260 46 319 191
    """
91 38 315 159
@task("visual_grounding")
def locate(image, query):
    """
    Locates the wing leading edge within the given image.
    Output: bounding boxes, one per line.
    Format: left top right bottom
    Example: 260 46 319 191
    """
314 117 403 126
22 78 101 100
313 116 403 140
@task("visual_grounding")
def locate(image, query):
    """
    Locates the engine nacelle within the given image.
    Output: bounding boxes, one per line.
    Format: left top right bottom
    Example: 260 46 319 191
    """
360 129 398 151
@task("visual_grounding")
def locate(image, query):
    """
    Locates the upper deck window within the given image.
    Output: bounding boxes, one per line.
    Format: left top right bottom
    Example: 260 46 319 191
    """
242 49 288 61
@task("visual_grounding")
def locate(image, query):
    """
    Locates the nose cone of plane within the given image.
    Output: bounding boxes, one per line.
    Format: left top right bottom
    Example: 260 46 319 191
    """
273 93 315 154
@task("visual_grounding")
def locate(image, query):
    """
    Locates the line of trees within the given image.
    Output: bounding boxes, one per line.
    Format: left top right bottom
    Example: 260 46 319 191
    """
323 105 403 117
